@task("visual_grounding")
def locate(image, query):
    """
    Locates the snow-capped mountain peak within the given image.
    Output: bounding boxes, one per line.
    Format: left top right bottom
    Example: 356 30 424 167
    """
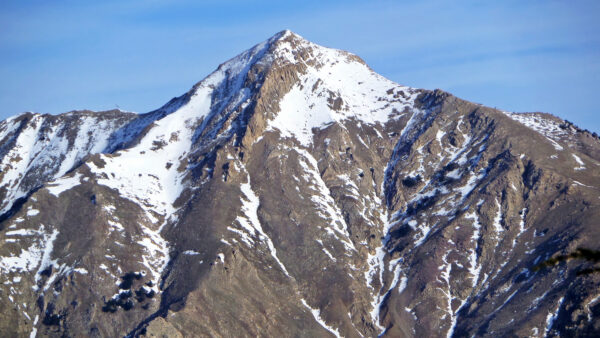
0 31 599 338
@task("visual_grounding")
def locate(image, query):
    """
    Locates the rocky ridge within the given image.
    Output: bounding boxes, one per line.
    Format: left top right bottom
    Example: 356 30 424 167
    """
0 30 599 337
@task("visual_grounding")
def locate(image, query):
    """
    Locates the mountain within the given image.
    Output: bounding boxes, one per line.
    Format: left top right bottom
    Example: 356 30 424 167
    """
1 30 599 337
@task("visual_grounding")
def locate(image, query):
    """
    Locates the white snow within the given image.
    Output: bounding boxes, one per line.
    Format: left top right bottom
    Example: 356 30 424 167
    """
547 138 564 151
386 262 406 298
436 129 446 144
267 32 419 146
87 111 200 221
46 173 82 197
316 240 337 262
464 212 482 287
26 209 39 217
227 226 254 246
511 208 528 249
5 229 38 236
0 115 20 142
504 112 566 151
107 220 124 232
438 251 459 338
529 290 550 312
73 33 285 294
337 174 360 196
573 180 594 188
235 171 291 277
545 296 564 335
413 221 432 247
33 229 59 285
30 314 38 338
445 169 462 180
0 115 44 212
84 30 278 223
0 226 58 275
103 205 116 214
300 298 342 338
492 198 504 235
137 224 170 290
587 295 600 321
496 289 519 312
455 170 486 199
572 154 586 170
0 112 140 214
436 116 474 168
366 207 393 334
295 148 356 252
396 276 408 294
56 116 125 177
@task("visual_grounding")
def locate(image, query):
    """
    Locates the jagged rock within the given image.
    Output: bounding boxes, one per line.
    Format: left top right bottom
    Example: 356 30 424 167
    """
0 30 599 337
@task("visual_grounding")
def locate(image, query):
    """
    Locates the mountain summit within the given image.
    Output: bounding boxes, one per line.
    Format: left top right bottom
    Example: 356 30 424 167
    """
1 31 599 337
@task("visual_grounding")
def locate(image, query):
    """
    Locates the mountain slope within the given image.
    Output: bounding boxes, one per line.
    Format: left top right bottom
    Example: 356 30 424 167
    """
1 30 599 337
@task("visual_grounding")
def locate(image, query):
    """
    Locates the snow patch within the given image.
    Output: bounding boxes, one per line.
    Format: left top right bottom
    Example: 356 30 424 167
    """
295 148 356 252
545 296 564 335
46 173 82 197
267 34 419 146
504 112 566 151
366 207 396 335
572 154 586 170
301 299 342 338
137 224 170 290
235 171 291 277
0 226 58 275
464 212 482 287
26 209 39 217
34 229 59 285
493 198 504 235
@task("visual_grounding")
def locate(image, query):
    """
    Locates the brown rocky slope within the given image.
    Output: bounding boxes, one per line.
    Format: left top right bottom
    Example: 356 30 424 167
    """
0 30 599 337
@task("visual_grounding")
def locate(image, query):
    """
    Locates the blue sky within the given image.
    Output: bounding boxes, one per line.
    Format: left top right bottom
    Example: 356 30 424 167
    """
1 0 599 132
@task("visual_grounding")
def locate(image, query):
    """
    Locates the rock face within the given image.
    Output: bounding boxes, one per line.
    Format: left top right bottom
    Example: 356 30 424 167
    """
1 30 599 337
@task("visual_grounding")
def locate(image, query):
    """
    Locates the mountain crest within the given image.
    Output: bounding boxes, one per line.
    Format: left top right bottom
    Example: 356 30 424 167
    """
0 31 599 337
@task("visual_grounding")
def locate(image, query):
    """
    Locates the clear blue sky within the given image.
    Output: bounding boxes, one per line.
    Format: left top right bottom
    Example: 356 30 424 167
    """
1 0 599 132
